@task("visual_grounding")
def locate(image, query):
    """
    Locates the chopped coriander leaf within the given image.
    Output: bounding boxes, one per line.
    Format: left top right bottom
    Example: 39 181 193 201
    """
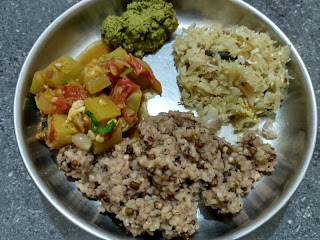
122 67 133 75
62 81 68 85
34 96 39 108
41 121 48 130
101 120 115 134
85 111 117 135
89 145 94 152
85 110 101 133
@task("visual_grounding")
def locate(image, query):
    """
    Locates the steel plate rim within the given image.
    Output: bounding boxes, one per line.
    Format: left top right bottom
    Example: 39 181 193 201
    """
13 0 317 239
219 2 318 239
13 1 115 239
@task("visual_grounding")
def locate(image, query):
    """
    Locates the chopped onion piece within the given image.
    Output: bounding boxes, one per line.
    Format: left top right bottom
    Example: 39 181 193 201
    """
72 133 91 150
262 120 278 139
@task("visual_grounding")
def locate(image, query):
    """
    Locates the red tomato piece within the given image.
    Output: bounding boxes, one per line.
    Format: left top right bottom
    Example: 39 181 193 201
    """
117 75 139 99
128 54 145 74
61 84 86 101
141 71 162 94
121 54 162 94
105 60 120 83
121 107 131 123
49 126 55 143
52 97 69 113
51 85 86 114
107 72 120 83
110 75 139 123
110 86 125 109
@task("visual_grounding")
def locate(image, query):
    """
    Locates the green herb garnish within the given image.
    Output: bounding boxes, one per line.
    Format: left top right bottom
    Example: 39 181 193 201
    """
85 110 101 133
101 120 115 134
89 145 94 152
85 110 116 134
41 121 48 130
62 81 68 86
122 67 133 75
34 96 39 108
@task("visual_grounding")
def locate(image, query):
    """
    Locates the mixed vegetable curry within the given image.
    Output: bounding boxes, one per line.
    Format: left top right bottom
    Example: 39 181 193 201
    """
30 43 162 154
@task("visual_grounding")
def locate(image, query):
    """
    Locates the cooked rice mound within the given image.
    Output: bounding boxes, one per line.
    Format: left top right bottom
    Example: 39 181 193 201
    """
56 111 276 239
172 24 291 130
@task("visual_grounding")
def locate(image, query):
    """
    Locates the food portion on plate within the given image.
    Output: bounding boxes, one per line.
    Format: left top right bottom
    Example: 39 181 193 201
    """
57 111 276 239
31 46 162 154
29 1 292 239
101 0 178 58
172 24 291 131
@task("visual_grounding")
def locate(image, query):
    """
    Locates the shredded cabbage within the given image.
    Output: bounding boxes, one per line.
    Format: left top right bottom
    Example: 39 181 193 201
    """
173 24 291 131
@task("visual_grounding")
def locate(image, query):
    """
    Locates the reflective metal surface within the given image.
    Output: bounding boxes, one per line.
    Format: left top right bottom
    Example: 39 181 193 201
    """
14 0 317 239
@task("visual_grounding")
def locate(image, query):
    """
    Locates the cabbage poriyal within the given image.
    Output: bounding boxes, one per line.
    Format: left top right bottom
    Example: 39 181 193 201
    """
173 24 291 131
101 0 178 58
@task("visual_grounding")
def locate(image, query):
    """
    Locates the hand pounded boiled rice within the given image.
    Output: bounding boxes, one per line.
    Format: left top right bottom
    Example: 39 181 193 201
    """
172 24 291 131
56 111 276 239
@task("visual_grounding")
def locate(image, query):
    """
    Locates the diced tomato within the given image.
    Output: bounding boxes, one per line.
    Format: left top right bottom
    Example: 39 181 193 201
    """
128 54 145 74
140 71 162 94
121 107 131 123
60 84 86 101
110 86 125 108
107 72 120 83
52 97 69 113
49 126 55 143
117 75 139 99
105 60 120 83
122 54 162 94
105 60 118 73
51 84 86 113
111 75 138 103
110 75 139 123
140 71 156 85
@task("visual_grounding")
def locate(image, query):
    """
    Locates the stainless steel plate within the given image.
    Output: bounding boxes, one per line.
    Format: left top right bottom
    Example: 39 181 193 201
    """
14 0 317 239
